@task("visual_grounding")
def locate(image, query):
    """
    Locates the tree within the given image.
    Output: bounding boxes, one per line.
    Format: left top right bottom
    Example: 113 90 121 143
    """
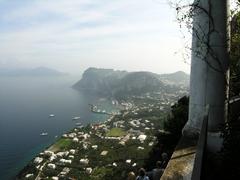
164 96 189 139
144 96 189 170
219 11 240 179
230 12 240 97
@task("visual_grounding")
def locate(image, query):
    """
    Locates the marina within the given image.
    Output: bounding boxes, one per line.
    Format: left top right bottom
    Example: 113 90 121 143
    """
89 104 118 115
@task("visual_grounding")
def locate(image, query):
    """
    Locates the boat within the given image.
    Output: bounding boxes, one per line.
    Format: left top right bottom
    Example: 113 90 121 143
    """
49 114 55 118
40 132 48 136
75 122 82 126
72 116 80 120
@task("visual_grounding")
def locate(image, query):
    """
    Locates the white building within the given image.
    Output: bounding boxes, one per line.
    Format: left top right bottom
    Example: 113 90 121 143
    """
49 154 57 162
25 174 34 178
60 159 72 165
80 158 89 165
34 157 43 164
73 137 79 142
100 151 108 156
138 146 144 150
86 167 93 174
138 135 147 142
69 149 76 154
91 145 98 150
44 151 54 157
126 159 131 164
47 163 56 169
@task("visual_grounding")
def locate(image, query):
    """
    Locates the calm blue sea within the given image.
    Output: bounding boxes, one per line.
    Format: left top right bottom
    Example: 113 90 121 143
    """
0 76 112 180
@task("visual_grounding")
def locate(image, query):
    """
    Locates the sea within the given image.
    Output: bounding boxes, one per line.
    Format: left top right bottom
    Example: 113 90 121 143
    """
0 76 114 180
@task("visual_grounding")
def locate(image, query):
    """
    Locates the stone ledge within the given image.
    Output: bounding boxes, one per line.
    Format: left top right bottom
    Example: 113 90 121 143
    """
161 136 198 180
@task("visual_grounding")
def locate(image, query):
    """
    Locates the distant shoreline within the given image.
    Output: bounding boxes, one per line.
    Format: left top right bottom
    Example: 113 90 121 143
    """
16 104 117 179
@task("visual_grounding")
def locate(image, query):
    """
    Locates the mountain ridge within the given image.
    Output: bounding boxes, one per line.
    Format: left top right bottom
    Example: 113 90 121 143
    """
73 68 189 98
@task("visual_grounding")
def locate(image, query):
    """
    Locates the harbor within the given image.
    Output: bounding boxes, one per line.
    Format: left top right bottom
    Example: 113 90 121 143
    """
89 104 120 115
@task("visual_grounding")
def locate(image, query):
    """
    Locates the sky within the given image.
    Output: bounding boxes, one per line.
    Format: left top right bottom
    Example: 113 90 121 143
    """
0 0 192 75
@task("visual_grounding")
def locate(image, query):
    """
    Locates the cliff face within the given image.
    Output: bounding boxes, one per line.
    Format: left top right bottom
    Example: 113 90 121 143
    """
73 68 128 96
73 68 189 98
113 71 163 97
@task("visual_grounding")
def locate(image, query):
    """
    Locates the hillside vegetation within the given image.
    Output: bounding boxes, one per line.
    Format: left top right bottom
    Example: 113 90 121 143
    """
73 68 189 98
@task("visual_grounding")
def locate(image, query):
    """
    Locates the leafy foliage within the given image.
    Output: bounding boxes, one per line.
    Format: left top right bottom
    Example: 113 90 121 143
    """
230 12 240 97
219 11 240 179
164 96 189 139
144 96 189 170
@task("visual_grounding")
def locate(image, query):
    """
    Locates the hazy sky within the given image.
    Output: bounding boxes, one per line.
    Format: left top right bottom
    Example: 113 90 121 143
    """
0 0 192 75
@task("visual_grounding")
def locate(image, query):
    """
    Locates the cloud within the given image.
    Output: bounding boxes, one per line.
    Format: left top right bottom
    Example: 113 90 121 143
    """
0 0 190 74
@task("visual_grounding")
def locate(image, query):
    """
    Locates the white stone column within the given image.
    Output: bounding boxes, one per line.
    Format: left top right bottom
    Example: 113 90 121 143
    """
183 0 230 139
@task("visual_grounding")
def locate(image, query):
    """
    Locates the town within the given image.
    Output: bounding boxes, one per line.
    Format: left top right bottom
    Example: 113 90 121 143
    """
18 85 188 180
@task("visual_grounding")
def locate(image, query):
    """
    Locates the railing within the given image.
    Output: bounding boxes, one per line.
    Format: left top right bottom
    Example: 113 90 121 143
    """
161 106 209 180
191 107 208 180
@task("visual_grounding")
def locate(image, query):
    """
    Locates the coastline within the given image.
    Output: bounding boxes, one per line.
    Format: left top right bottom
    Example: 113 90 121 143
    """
16 111 115 179
15 87 186 180
16 96 168 179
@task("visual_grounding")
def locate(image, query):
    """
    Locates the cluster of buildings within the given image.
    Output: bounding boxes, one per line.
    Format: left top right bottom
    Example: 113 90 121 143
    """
22 88 187 179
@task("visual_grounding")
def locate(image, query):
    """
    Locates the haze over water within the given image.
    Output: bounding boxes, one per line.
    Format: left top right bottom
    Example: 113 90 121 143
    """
0 76 112 180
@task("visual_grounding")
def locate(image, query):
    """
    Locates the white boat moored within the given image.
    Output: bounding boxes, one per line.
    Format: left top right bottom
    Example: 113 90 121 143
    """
72 116 80 120
40 132 48 136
